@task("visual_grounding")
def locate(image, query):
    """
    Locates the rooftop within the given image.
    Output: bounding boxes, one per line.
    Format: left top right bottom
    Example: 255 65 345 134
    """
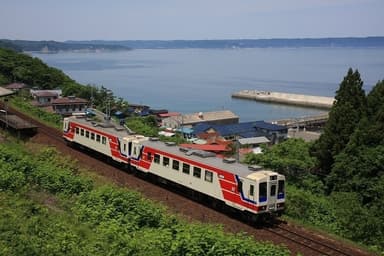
193 121 286 138
173 110 238 125
4 82 27 90
0 87 15 97
52 96 88 105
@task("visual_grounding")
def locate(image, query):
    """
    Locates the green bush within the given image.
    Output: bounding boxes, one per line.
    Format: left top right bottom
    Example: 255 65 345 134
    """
0 140 290 255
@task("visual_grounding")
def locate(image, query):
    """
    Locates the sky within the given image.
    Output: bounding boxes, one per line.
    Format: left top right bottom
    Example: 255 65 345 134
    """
1 0 383 41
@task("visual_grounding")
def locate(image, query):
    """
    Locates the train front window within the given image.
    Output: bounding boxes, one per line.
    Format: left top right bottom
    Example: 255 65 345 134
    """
259 182 267 202
270 184 276 197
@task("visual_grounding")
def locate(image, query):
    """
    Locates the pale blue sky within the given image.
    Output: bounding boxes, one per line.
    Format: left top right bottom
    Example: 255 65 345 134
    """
1 0 383 41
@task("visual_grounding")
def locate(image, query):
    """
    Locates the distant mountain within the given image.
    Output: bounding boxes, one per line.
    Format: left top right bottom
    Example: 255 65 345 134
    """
0 39 131 52
66 37 384 49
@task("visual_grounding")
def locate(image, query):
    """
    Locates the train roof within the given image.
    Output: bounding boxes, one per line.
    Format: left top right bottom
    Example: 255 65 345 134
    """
140 139 281 180
67 116 136 138
66 116 283 180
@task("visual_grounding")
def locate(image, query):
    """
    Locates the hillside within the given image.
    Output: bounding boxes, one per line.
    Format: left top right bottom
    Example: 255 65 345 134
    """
0 39 131 53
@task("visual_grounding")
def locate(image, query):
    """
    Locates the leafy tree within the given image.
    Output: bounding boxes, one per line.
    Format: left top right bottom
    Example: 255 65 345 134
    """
310 68 366 175
244 138 317 181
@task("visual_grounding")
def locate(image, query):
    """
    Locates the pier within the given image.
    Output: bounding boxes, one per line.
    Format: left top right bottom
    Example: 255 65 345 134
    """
273 113 329 129
232 90 335 109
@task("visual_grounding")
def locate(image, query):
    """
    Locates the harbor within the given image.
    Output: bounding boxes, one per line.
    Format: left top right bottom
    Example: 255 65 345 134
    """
232 90 335 109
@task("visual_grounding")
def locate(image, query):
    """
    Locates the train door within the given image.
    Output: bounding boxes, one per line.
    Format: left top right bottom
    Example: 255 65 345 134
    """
119 138 128 157
63 118 69 132
268 175 278 211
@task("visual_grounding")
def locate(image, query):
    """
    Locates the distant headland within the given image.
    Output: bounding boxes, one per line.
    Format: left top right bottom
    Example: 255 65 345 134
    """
67 37 384 49
1 37 383 52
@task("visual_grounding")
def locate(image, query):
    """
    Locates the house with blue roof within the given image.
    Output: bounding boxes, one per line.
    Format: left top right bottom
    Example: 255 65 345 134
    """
192 121 288 144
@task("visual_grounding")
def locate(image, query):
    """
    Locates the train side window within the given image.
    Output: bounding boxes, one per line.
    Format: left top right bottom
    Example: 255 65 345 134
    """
154 154 160 164
182 163 190 174
271 184 276 197
259 182 267 202
85 131 89 138
249 184 254 196
102 136 106 145
237 179 243 193
204 170 213 183
75 127 79 134
80 129 84 136
91 132 95 140
172 160 179 171
193 167 201 178
163 157 170 167
96 134 101 142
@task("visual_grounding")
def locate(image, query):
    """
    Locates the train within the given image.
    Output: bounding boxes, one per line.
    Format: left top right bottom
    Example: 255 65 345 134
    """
63 115 285 220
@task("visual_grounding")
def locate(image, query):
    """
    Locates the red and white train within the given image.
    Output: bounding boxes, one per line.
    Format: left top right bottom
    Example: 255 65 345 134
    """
63 115 285 219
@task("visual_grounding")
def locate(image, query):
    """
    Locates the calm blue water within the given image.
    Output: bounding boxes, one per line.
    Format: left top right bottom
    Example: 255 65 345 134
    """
33 48 384 122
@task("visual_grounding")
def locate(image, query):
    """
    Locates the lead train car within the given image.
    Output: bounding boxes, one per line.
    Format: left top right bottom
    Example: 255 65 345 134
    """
63 116 285 217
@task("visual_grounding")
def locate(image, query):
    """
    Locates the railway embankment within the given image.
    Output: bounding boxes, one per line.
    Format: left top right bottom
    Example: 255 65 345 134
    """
232 90 335 109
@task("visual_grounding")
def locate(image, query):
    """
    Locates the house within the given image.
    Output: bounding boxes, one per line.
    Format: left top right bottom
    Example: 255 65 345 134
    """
30 89 62 106
51 96 88 116
162 110 239 129
238 137 271 154
193 121 288 144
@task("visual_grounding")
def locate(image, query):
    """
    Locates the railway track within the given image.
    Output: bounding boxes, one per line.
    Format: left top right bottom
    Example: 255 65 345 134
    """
266 223 361 256
6 107 374 256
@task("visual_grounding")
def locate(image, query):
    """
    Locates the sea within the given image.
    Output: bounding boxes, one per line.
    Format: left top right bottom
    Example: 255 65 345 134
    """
33 47 384 122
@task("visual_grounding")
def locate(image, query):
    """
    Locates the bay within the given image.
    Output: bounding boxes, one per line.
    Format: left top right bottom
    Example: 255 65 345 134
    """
33 47 384 122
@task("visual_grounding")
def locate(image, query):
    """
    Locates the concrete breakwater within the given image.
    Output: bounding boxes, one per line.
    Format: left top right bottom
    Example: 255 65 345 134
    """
232 90 335 109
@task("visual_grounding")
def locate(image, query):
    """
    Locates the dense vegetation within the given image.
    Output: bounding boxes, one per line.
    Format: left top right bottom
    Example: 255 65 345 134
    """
0 47 74 88
245 69 384 253
0 141 289 255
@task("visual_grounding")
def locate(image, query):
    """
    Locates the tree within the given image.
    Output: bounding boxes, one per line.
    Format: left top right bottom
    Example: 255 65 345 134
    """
244 138 317 183
327 80 384 195
310 68 366 175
